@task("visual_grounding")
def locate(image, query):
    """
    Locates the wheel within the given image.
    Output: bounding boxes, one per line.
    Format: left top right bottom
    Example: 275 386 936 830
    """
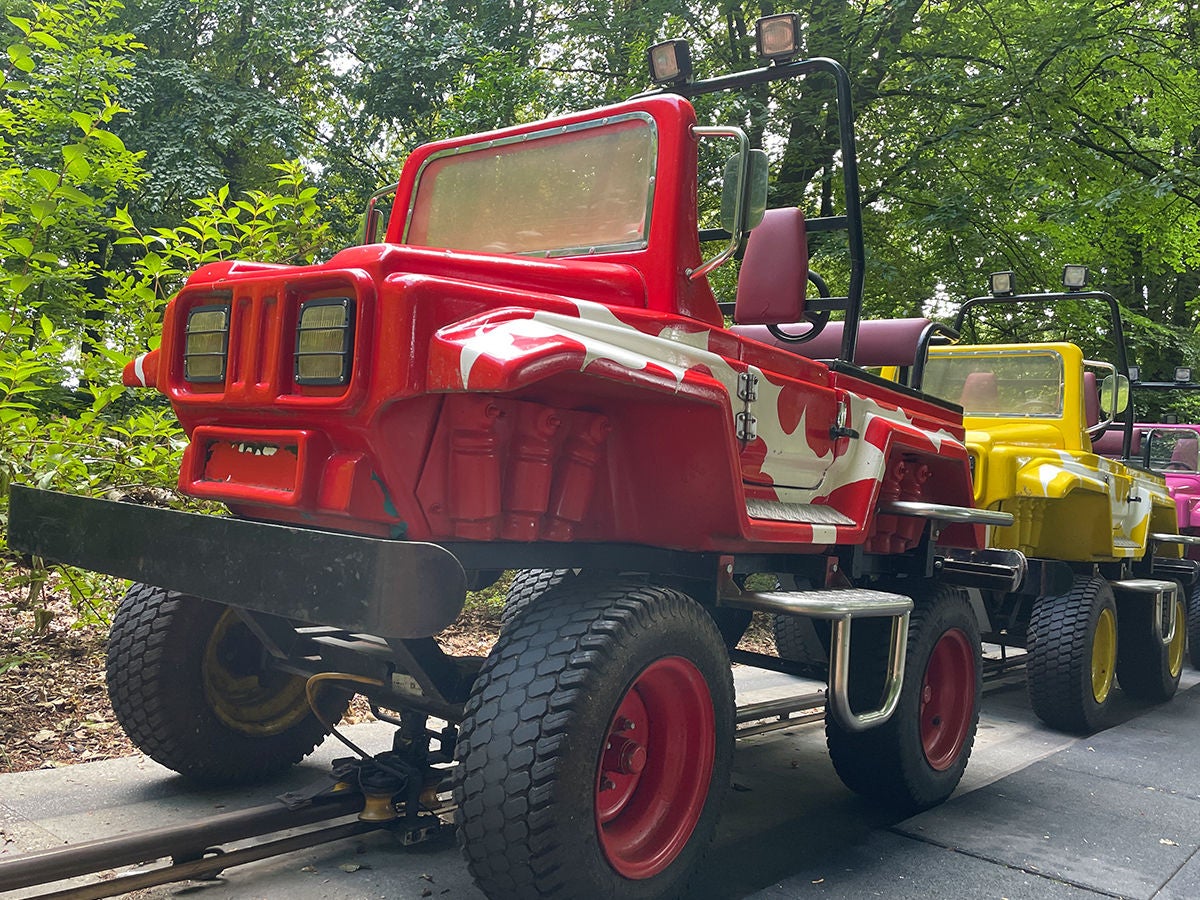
1187 584 1200 670
500 568 574 630
106 583 348 784
772 614 829 678
454 579 735 899
1026 576 1117 733
825 581 981 812
1116 587 1184 702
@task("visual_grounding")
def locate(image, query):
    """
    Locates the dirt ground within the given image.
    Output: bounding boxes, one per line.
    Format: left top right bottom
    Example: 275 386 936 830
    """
0 576 773 773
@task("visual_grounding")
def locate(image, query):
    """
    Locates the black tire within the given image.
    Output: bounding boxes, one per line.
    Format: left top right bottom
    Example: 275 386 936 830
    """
772 615 830 678
825 582 981 812
1027 576 1117 733
500 568 574 630
106 583 348 784
455 580 735 899
1116 586 1184 702
1188 583 1200 670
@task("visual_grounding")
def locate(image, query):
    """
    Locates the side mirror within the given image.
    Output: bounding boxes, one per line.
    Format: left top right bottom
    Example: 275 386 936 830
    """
721 149 769 234
1099 374 1129 415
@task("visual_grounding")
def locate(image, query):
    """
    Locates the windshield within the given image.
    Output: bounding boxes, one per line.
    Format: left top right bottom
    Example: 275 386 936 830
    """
924 350 1066 417
403 113 656 257
1146 428 1200 474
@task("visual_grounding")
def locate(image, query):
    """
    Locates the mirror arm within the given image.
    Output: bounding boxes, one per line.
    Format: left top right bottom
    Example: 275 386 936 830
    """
688 126 749 281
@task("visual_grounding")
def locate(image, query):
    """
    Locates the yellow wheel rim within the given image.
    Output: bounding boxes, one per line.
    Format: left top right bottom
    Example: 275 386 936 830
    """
203 610 313 736
1091 607 1117 704
1168 599 1186 679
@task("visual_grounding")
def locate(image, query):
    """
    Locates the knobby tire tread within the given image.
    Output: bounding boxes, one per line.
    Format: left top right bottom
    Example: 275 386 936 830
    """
106 583 340 785
455 579 734 899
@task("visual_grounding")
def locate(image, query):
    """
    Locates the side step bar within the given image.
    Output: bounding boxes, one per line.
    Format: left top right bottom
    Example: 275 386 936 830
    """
1112 578 1179 646
720 588 912 733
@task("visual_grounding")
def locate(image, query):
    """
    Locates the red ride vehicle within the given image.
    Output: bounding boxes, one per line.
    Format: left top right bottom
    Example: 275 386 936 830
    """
8 17 1023 899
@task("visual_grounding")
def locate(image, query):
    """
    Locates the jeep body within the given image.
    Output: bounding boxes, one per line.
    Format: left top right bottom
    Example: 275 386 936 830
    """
8 42 1018 899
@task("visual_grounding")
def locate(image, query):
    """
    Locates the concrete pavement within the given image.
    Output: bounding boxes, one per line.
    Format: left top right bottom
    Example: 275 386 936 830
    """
2 668 1198 898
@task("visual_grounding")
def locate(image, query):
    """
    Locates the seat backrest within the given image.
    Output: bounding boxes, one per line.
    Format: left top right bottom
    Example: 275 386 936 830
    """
1082 371 1100 428
733 207 808 325
960 371 999 413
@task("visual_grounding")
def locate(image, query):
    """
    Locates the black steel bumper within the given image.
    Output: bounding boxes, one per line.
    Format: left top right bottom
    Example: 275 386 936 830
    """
6 486 468 639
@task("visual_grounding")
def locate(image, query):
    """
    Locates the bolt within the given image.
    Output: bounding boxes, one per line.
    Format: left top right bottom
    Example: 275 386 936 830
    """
599 776 616 791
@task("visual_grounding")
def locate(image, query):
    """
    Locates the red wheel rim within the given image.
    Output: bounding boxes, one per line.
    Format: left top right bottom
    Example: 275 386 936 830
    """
595 656 715 880
919 628 975 771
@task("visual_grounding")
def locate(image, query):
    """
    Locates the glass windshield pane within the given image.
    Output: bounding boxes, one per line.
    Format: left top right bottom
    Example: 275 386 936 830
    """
924 351 1065 417
404 115 656 256
1147 429 1200 473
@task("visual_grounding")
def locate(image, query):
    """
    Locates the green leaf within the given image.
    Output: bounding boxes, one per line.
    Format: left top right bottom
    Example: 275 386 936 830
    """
27 31 64 51
28 168 59 192
7 236 32 256
39 315 53 340
6 16 31 34
30 198 56 220
63 144 91 180
6 44 34 73
140 250 164 275
53 184 95 205
92 129 126 152
69 111 94 131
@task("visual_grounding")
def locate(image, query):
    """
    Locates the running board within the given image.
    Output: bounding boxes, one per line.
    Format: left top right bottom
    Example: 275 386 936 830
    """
1111 578 1179 646
720 588 911 733
880 500 1014 527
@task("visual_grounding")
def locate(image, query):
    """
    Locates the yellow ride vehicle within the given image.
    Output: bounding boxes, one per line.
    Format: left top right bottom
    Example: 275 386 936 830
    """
918 279 1195 732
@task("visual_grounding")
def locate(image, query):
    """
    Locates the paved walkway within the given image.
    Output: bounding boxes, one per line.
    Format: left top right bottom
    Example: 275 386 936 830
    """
2 669 1198 898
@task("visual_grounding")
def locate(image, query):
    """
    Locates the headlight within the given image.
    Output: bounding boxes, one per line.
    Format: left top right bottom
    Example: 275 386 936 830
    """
184 304 230 383
295 297 354 386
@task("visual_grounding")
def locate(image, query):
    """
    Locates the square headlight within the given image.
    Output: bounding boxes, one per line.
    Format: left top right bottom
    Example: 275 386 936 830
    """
184 304 230 383
296 297 354 386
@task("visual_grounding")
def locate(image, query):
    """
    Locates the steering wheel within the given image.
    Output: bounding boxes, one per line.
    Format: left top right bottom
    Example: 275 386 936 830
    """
766 271 832 346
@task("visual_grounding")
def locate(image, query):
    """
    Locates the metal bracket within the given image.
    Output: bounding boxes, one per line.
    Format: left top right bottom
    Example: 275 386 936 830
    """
737 370 759 402
736 410 758 441
735 370 759 443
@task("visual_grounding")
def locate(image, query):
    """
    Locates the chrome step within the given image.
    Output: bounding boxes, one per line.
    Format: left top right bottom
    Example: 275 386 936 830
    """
1111 578 1179 646
721 588 911 733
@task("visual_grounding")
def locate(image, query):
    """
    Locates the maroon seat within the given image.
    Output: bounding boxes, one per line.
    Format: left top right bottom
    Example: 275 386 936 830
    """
733 207 808 325
731 318 943 368
960 372 999 413
1091 427 1142 458
1082 371 1099 428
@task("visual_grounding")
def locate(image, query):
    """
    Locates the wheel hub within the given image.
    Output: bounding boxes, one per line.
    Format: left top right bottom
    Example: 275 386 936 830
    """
1091 606 1117 704
594 656 715 880
919 628 975 771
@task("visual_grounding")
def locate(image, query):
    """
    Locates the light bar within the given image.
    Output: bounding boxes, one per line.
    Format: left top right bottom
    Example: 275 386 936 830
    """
647 40 692 86
988 271 1015 297
756 14 800 61
295 297 355 386
1062 264 1089 290
184 304 230 383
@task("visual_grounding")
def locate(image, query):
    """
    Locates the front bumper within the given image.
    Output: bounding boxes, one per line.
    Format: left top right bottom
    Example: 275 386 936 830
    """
7 486 468 639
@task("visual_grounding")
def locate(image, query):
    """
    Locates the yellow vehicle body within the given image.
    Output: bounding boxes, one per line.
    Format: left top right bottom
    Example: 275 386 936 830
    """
924 342 1178 563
